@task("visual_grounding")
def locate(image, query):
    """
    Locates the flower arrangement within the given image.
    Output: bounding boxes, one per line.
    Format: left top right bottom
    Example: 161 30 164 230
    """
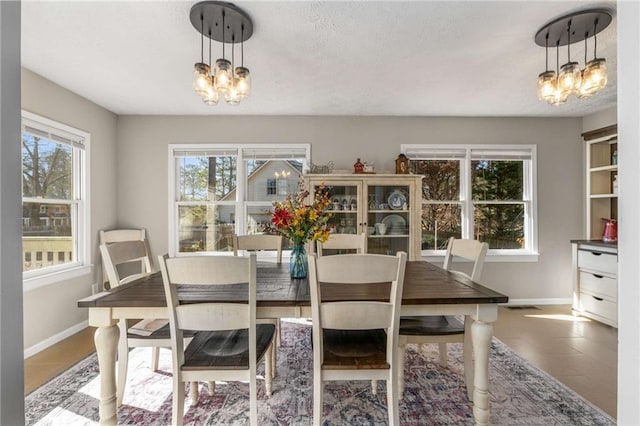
268 181 332 245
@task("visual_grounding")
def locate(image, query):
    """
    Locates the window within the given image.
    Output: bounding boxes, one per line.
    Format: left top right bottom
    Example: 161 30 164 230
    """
169 144 309 255
22 111 90 282
266 179 277 195
403 145 537 258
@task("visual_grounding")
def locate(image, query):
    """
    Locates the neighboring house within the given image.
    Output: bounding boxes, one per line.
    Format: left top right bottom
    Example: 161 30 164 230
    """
219 160 302 232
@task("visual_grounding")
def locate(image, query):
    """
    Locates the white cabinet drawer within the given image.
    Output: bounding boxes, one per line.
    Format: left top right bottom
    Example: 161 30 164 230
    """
579 271 617 300
580 292 617 323
578 249 617 275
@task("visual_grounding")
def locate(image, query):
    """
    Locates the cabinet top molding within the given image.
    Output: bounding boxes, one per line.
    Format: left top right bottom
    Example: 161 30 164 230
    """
581 124 617 141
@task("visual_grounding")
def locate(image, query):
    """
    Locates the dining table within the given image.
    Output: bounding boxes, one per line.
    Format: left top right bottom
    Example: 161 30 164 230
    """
78 259 508 426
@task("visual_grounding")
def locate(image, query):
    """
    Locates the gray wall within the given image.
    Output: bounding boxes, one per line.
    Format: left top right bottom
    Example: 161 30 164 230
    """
21 69 118 349
117 115 583 300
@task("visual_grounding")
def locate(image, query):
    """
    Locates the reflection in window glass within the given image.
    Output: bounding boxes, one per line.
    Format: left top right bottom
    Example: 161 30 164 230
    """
421 204 462 250
474 204 525 249
245 160 302 202
178 205 234 252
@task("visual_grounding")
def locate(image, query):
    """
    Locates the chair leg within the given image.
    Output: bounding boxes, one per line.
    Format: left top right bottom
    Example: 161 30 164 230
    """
116 321 129 407
190 381 199 406
208 381 215 395
387 375 400 426
173 379 185 426
463 316 474 401
438 342 448 367
313 376 323 426
271 340 277 378
399 343 407 396
151 347 160 372
265 343 273 396
371 380 378 395
250 371 258 425
276 318 282 347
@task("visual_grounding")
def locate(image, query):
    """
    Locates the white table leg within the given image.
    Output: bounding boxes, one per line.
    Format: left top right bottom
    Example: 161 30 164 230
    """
95 324 120 425
471 319 492 426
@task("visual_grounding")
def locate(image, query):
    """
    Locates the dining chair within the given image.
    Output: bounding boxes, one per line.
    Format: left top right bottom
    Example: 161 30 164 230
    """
309 252 407 426
233 234 283 264
100 228 191 407
315 232 366 256
398 237 488 399
233 233 283 355
159 253 276 426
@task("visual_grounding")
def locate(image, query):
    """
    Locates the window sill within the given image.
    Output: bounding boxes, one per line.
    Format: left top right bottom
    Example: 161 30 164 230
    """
422 252 539 263
23 265 92 293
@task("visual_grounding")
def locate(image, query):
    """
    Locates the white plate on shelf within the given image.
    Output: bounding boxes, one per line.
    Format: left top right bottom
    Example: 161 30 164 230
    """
381 214 407 234
387 190 406 210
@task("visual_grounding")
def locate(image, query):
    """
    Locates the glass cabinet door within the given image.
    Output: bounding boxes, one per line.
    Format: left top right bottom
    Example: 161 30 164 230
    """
365 183 411 256
313 180 362 235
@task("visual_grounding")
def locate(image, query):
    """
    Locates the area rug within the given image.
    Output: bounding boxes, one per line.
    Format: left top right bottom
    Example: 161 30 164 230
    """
26 319 614 425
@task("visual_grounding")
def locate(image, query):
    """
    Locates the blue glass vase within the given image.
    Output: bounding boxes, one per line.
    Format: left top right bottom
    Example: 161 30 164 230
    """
290 243 308 279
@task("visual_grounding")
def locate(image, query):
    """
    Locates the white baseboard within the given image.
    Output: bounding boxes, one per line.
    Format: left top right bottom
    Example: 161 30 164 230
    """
502 298 572 306
24 320 89 359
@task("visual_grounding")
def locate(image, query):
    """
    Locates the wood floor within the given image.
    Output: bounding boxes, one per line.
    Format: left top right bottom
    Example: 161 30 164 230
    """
24 305 617 419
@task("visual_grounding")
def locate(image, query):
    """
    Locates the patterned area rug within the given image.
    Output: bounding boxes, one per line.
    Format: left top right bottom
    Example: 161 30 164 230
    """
26 319 614 425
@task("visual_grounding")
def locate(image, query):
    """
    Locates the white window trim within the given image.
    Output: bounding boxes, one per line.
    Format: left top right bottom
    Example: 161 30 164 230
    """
402 144 538 261
21 111 91 288
168 143 310 257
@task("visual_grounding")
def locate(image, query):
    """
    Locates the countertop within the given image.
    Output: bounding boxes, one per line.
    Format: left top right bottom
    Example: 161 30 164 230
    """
570 239 618 249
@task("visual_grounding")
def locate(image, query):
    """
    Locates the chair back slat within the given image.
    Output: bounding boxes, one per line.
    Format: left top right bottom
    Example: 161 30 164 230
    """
176 303 249 331
442 237 489 281
99 229 152 288
104 240 148 265
321 302 392 330
164 256 252 285
316 254 401 283
100 229 146 244
234 234 283 264
316 233 366 256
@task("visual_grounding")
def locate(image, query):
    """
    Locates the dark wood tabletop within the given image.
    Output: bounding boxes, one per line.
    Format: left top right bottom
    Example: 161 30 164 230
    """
78 260 508 309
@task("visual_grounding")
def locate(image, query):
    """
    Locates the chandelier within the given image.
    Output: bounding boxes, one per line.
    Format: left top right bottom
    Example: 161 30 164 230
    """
535 8 612 106
190 1 253 106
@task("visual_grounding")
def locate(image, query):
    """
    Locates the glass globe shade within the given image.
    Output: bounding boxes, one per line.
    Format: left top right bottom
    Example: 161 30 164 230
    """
537 70 557 102
579 58 607 98
193 63 211 97
214 59 233 93
235 67 251 98
202 80 219 105
558 62 582 97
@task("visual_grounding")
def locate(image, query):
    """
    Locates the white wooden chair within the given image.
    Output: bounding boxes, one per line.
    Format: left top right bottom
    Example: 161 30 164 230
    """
100 229 185 407
315 232 366 257
159 253 276 426
309 252 407 426
398 237 488 399
233 234 283 264
234 233 283 352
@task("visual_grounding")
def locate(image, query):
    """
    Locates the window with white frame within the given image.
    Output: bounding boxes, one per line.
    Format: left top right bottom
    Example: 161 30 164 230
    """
169 144 309 255
22 111 89 279
402 145 537 257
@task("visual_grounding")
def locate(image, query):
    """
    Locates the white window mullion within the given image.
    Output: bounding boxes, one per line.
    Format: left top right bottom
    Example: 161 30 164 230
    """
461 152 472 240
236 151 247 236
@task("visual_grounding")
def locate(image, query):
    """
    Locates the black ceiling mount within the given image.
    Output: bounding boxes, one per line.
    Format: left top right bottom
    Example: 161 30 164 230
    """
190 1 253 44
534 8 612 47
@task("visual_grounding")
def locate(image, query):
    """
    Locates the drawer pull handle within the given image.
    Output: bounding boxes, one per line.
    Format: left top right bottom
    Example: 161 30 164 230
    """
592 296 604 301
592 274 604 279
591 252 603 256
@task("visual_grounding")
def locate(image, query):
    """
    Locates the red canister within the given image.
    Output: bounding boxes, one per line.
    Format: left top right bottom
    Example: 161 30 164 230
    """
602 218 618 242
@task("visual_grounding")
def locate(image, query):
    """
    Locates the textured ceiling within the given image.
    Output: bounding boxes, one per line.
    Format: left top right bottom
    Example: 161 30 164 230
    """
21 1 617 117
